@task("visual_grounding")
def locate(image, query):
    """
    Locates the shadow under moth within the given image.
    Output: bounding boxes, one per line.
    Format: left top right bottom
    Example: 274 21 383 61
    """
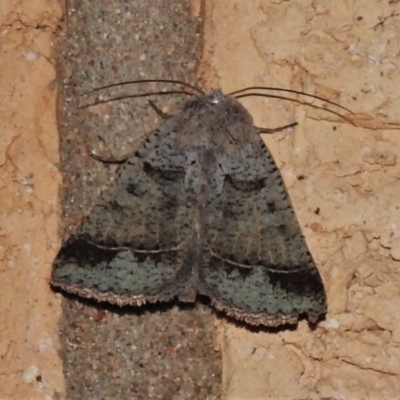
51 81 330 327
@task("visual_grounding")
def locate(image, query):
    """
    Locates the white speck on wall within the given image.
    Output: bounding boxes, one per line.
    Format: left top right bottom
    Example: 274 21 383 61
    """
368 54 379 64
22 244 32 253
22 365 39 383
326 318 340 329
20 177 31 185
25 51 39 62
348 42 359 55
36 338 53 352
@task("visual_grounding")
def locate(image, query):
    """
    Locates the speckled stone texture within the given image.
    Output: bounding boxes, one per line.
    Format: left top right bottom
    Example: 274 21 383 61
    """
61 298 220 399
56 1 221 399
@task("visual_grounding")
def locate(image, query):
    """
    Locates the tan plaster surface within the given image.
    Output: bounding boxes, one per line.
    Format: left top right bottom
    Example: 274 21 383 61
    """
2 0 400 399
200 1 400 399
0 1 65 399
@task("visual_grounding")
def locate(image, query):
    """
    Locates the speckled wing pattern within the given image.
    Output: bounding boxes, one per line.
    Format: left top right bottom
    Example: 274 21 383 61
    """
52 90 327 327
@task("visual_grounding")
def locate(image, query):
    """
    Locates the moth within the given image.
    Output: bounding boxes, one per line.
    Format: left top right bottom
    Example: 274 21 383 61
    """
52 83 329 327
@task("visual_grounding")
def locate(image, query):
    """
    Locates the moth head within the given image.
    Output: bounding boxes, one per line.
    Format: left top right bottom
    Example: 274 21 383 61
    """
207 89 225 105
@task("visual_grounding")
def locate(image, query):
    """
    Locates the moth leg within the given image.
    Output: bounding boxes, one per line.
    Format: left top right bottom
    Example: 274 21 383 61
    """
258 121 297 134
89 148 135 164
148 100 171 119
88 100 172 162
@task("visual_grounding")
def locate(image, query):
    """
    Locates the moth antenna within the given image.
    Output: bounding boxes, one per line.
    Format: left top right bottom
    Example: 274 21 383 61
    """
258 122 298 134
229 86 353 114
79 90 197 109
232 92 353 124
80 79 205 96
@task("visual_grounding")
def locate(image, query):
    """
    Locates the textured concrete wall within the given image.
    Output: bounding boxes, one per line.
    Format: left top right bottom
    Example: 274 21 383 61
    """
2 0 400 399
201 1 400 399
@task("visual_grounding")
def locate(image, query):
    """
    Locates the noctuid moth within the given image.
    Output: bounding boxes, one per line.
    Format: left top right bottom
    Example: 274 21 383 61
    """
51 80 347 327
